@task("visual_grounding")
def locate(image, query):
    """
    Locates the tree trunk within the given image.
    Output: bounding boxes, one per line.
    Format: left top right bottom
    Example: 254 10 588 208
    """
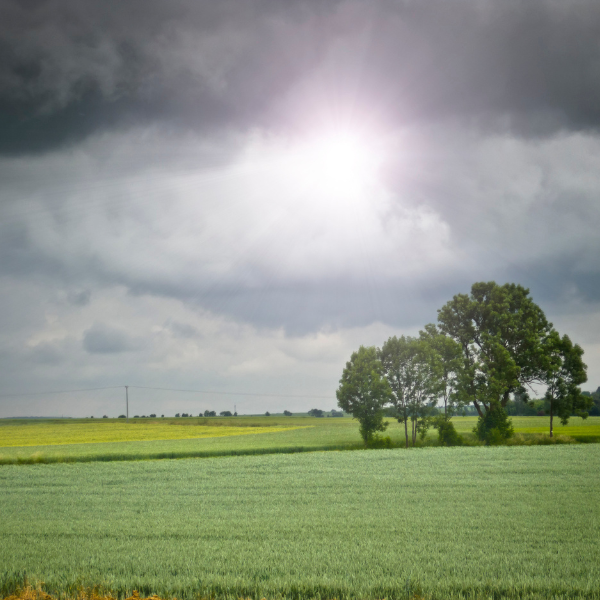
549 402 553 438
473 400 484 417
404 414 409 449
501 390 511 407
411 419 416 446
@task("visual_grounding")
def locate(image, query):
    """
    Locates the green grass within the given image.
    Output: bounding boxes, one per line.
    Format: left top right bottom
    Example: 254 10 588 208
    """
1 445 599 600
0 416 599 465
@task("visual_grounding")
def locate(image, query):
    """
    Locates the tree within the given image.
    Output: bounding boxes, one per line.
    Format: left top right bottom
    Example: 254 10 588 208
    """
204 410 216 417
308 408 324 417
118 414 126 419
419 324 463 417
379 336 443 447
220 411 233 417
265 411 271 416
583 387 600 416
283 410 293 416
437 282 555 441
544 333 590 436
337 345 392 446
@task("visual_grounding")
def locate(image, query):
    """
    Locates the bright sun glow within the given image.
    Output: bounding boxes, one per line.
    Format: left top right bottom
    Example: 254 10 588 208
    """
289 129 381 196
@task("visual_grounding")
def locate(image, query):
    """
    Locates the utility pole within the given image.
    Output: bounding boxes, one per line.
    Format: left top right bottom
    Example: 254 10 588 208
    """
125 386 129 423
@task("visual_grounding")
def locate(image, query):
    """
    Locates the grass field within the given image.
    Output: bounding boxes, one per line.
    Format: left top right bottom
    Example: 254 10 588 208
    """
0 415 599 465
1 445 599 600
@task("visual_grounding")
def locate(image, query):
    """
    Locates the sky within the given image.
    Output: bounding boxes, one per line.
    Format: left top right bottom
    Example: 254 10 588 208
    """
1 0 600 417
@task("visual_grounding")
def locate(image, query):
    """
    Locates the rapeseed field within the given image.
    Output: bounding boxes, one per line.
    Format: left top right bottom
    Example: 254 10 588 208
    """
0 418 306 447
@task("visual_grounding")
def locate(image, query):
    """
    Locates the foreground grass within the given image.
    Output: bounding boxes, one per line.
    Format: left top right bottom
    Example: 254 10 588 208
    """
1 445 599 600
0 416 599 465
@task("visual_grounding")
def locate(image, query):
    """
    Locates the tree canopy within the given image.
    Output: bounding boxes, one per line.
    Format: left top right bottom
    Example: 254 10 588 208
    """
379 335 442 447
544 332 590 436
336 346 391 446
437 282 554 417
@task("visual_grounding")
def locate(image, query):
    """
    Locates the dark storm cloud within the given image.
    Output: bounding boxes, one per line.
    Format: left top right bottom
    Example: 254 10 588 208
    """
2 0 600 155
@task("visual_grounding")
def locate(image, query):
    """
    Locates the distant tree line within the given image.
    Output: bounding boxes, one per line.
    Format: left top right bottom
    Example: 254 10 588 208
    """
337 282 592 447
582 387 600 416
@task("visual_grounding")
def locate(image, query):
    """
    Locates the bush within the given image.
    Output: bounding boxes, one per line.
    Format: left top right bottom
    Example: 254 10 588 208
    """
473 406 514 445
435 417 463 446
367 435 393 449
118 414 126 419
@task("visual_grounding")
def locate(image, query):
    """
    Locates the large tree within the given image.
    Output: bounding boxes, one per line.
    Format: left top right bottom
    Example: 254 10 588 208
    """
437 282 554 421
419 324 464 418
544 332 590 437
379 336 443 447
336 346 391 446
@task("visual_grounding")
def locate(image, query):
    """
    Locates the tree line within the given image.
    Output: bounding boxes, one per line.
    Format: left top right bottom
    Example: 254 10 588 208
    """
337 282 592 446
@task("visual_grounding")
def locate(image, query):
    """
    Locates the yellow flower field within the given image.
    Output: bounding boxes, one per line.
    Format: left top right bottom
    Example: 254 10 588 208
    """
0 419 307 447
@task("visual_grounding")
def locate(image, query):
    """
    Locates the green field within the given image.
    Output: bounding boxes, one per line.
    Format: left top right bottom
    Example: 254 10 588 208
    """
1 415 599 465
1 445 599 600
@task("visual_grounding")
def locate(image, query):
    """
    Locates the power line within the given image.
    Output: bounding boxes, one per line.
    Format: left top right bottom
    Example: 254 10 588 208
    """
129 385 331 400
0 386 123 399
0 384 332 401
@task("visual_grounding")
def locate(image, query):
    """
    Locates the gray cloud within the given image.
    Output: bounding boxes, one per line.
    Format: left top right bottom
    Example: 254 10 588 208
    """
28 342 64 365
68 289 91 306
82 323 141 354
166 321 201 339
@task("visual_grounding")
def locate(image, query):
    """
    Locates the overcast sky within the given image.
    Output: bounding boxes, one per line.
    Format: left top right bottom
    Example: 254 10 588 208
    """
1 0 600 417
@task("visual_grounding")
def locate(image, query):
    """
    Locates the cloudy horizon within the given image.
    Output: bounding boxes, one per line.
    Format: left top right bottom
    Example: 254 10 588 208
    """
1 0 600 418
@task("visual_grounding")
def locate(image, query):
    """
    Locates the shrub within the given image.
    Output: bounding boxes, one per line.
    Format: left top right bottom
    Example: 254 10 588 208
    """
473 406 514 445
435 417 463 446
367 435 393 449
